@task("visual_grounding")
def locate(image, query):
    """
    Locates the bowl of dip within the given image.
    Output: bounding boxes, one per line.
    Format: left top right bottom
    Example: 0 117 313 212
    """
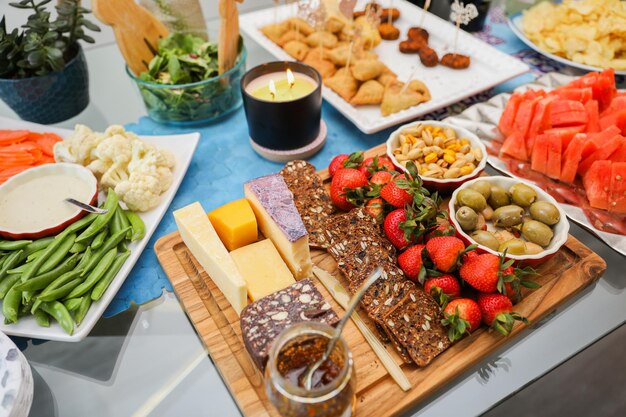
0 163 98 239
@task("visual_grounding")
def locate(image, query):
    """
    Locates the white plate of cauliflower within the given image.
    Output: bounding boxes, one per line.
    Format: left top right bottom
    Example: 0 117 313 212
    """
0 116 199 341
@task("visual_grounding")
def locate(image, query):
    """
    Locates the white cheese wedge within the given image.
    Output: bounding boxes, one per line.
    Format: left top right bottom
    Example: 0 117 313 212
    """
244 174 312 280
174 202 247 315
230 239 296 301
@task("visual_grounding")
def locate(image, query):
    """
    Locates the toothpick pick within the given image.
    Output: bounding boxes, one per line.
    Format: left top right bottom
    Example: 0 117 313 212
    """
419 0 431 27
346 41 354 69
399 66 419 95
387 0 393 25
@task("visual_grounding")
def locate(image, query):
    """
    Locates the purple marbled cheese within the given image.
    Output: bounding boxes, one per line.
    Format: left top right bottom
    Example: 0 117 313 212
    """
244 174 308 242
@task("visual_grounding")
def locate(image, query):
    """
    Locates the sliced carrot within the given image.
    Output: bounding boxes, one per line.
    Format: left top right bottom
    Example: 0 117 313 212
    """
0 130 29 145
0 165 32 184
0 141 40 153
34 133 61 157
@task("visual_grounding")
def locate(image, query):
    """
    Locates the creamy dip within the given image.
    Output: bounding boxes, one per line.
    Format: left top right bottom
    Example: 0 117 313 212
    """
0 174 93 231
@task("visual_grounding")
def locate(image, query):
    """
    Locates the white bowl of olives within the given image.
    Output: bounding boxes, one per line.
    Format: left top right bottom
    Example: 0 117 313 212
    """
449 177 569 267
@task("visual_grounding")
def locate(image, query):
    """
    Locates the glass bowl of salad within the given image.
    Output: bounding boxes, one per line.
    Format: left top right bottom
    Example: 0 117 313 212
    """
127 33 247 126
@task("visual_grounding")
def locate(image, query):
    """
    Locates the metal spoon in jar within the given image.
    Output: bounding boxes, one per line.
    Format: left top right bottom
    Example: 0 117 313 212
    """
64 198 109 214
301 266 383 390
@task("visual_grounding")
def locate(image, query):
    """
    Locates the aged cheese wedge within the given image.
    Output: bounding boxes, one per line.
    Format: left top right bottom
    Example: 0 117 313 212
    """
244 174 312 279
230 239 295 301
208 199 258 251
174 202 247 314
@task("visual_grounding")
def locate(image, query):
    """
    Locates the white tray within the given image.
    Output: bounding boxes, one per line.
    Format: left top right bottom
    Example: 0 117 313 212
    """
0 117 199 341
441 72 626 257
240 0 530 134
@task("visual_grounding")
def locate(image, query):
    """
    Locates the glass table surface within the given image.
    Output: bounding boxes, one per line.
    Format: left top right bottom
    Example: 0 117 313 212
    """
0 1 624 416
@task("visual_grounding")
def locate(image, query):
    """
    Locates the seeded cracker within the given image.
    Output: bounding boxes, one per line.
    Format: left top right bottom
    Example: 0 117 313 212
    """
280 160 335 248
240 279 340 372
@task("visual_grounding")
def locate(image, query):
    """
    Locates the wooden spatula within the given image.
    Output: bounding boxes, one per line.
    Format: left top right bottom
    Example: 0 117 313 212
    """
218 0 243 74
92 0 169 76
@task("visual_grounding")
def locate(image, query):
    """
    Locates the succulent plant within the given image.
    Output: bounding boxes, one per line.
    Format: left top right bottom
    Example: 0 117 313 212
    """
0 0 100 78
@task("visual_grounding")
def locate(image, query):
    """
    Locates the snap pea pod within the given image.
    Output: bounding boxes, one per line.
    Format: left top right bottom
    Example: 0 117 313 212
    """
124 210 145 242
20 229 71 282
91 228 108 250
68 248 117 298
7 264 27 275
34 309 50 327
0 250 23 281
76 247 92 271
15 254 79 292
0 240 32 251
117 207 132 240
110 207 123 236
0 275 20 300
64 297 83 312
32 270 83 313
40 301 74 335
76 191 118 243
0 254 7 268
80 227 130 276
22 290 35 304
38 233 76 274
64 212 98 235
37 278 83 302
69 241 88 254
26 249 46 263
3 283 22 323
91 251 131 301
74 296 91 326
23 237 55 257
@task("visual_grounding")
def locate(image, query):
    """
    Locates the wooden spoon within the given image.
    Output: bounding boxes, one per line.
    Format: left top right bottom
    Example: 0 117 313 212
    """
92 0 169 76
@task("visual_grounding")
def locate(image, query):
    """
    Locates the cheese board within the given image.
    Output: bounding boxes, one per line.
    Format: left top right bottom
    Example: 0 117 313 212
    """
155 143 606 417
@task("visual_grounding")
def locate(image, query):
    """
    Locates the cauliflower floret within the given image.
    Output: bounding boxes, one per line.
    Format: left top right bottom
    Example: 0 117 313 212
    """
54 124 103 165
156 166 173 193
114 172 162 212
101 162 130 190
103 125 127 137
157 149 176 169
86 159 112 177
92 134 133 165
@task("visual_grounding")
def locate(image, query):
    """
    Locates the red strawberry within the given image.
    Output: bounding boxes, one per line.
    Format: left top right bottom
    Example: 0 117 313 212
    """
442 298 482 341
425 236 467 273
424 274 461 307
459 253 501 293
364 198 385 222
425 223 457 242
329 151 363 177
502 265 540 302
359 155 394 177
477 293 528 336
397 244 425 282
370 170 393 186
383 209 413 249
330 168 368 211
380 174 413 207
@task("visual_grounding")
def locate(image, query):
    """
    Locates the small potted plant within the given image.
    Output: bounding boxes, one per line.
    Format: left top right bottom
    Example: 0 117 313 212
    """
0 0 100 124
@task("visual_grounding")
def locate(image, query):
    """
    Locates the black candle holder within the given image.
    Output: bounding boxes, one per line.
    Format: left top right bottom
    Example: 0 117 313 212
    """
241 62 323 154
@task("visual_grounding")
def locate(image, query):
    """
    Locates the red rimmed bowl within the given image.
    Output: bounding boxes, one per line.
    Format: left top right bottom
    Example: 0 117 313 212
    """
449 176 569 267
386 120 488 194
0 163 98 240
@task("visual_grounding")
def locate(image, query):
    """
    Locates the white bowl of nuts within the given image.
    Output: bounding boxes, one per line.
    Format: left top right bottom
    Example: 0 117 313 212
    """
386 121 488 193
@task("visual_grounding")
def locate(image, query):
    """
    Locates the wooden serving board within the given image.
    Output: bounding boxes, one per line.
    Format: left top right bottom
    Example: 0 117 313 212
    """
155 144 607 417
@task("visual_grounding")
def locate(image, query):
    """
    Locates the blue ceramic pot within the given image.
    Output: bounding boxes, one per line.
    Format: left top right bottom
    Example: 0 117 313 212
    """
0 45 89 124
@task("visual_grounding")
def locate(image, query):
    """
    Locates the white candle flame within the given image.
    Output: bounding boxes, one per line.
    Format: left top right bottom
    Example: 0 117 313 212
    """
269 79 277 99
286 68 295 89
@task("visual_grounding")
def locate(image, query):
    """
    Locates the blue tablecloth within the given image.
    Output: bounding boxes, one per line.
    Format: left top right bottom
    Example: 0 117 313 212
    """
103 5 570 317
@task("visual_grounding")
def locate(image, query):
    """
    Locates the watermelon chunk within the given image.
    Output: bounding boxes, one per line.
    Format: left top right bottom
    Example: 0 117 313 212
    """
498 93 523 137
609 143 626 163
600 109 626 135
527 96 555 153
584 100 600 133
568 69 616 111
501 132 528 161
583 160 611 210
546 132 562 179
560 133 586 183
553 87 593 103
513 97 540 138
531 134 551 175
601 96 626 116
609 162 626 213
543 126 586 152
552 111 589 127
550 100 586 115
589 126 622 146
578 135 624 175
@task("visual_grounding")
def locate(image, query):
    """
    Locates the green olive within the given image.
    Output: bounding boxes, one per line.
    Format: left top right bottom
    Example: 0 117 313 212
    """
488 186 510 209
469 180 492 200
524 241 544 255
492 205 525 228
509 183 538 207
522 220 554 247
471 230 500 251
494 230 516 244
481 205 494 221
456 189 487 212
476 213 486 231
498 238 527 255
456 206 478 232
529 201 560 226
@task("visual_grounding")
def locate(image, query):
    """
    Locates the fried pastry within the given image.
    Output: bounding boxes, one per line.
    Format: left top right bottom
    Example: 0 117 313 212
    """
277 30 301 47
351 59 385 81
441 53 471 69
354 16 382 49
379 22 400 40
408 79 431 101
283 40 309 61
261 22 289 44
381 81 430 116
399 39 424 54
304 52 337 79
287 17 314 36
419 46 439 67
324 67 359 102
326 15 345 33
327 44 351 67
351 80 384 105
377 65 397 87
408 27 429 43
306 31 339 49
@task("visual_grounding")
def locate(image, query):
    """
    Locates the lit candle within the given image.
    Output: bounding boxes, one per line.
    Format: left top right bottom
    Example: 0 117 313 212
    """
246 69 317 102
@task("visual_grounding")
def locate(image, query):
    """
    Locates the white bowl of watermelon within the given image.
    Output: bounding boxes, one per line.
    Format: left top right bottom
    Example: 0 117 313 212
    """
449 176 569 267
386 120 488 194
